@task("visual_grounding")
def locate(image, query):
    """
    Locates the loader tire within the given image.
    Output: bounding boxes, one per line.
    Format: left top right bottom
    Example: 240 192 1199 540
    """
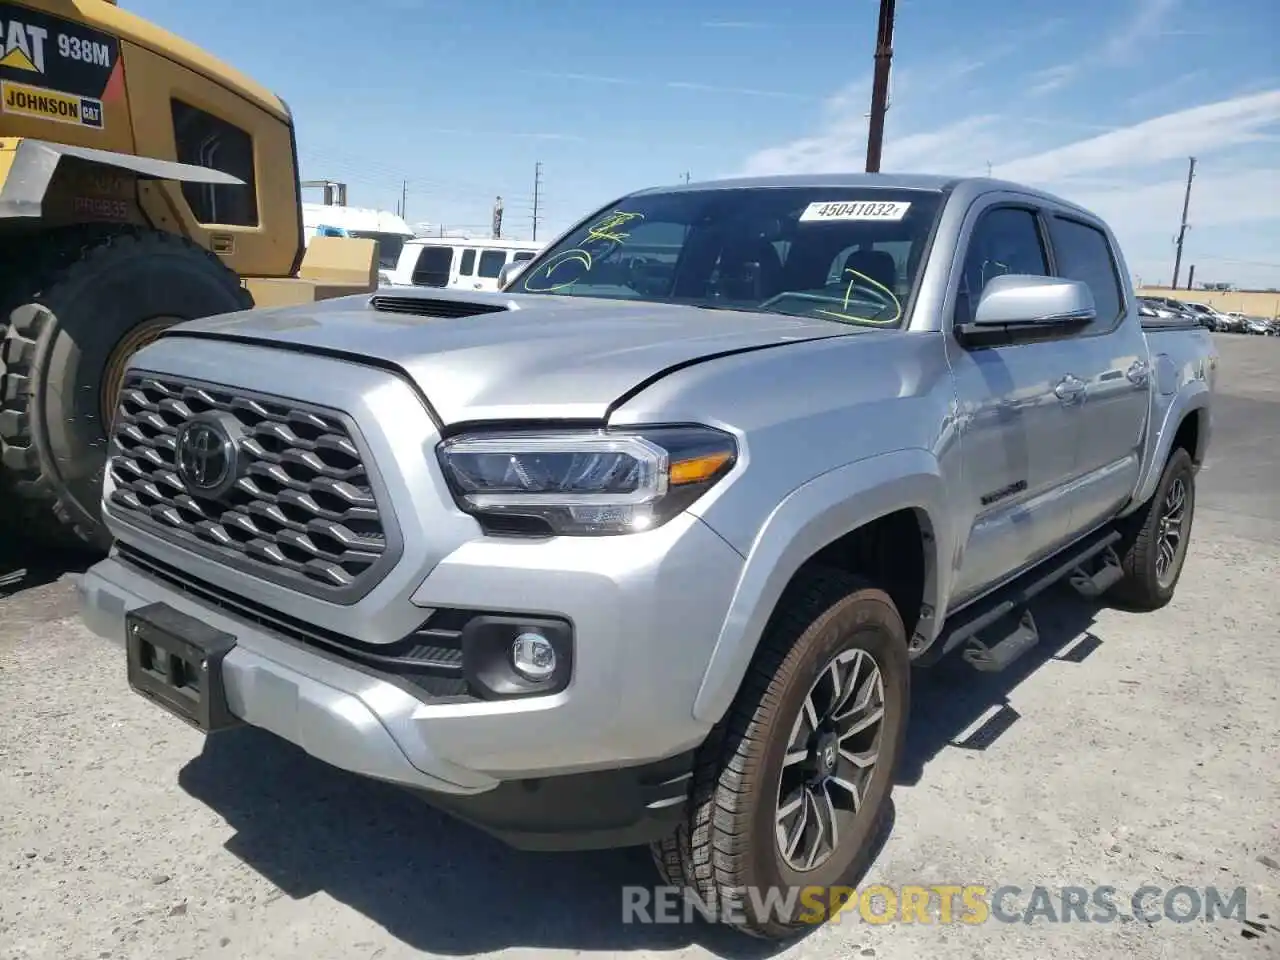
0 228 252 552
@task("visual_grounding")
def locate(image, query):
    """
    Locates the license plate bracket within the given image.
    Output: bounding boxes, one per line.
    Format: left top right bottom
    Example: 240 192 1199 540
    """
126 602 241 733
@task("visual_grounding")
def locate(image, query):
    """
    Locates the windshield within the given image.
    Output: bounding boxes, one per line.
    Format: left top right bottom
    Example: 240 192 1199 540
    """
512 187 944 327
349 231 410 270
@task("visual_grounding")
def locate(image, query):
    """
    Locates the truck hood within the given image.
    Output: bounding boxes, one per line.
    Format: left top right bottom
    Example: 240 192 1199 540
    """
167 290 853 425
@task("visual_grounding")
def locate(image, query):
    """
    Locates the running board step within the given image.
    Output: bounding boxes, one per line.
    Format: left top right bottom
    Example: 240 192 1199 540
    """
915 526 1122 668
1068 546 1124 598
962 609 1039 672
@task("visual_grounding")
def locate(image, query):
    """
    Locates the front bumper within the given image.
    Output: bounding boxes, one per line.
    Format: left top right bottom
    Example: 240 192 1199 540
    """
80 509 743 850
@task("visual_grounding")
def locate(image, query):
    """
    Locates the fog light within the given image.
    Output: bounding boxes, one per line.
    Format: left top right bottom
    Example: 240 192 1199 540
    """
511 632 557 681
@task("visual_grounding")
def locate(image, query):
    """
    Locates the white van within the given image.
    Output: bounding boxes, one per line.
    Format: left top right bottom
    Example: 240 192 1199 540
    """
302 203 415 283
384 237 544 293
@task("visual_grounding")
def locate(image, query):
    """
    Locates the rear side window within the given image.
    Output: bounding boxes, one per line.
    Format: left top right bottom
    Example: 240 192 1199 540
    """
1048 217 1125 330
478 250 506 278
171 99 259 227
411 246 453 287
459 249 476 275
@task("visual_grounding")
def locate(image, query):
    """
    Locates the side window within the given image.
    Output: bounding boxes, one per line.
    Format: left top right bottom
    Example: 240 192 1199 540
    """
1049 217 1124 329
477 249 507 278
459 249 476 276
170 99 259 227
411 246 453 287
512 251 535 263
956 207 1048 326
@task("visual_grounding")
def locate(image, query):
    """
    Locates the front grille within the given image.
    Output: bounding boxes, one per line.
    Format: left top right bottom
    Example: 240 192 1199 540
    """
107 373 395 599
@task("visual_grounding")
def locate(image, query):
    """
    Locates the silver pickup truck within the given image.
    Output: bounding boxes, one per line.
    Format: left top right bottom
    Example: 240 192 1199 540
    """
79 173 1216 937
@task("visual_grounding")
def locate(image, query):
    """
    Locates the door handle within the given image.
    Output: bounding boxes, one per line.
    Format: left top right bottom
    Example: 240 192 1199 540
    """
1126 359 1150 385
1054 375 1086 403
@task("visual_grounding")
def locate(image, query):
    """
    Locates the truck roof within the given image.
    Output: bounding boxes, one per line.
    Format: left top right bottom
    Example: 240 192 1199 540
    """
633 173 1097 218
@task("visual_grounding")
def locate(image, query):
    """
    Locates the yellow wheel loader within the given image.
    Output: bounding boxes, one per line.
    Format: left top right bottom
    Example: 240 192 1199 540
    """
0 0 378 552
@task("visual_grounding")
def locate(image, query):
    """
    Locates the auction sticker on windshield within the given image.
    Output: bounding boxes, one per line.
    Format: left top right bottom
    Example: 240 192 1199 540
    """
799 201 911 222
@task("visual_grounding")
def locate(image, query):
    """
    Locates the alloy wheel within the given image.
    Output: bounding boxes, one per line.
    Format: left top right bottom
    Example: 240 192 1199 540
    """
775 647 885 873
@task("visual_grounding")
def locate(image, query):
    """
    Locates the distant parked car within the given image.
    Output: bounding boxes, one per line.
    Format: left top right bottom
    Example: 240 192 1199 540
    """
1138 297 1190 323
1178 301 1228 331
1215 312 1250 334
1244 316 1278 336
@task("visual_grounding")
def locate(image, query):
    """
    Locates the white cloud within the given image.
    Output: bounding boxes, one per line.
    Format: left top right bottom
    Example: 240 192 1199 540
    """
1028 65 1078 96
1102 0 1178 60
1023 0 1179 98
994 90 1280 182
736 87 1280 287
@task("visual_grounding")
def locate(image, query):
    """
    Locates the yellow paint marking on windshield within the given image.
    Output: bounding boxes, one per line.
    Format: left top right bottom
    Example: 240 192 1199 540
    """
815 267 903 325
585 211 645 244
521 248 593 292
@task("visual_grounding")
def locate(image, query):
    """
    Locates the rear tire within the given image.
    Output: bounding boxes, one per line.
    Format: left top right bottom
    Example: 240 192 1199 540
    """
651 567 910 939
0 228 253 551
1108 446 1196 611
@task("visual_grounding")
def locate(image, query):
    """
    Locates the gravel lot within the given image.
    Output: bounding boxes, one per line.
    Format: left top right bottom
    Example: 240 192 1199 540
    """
2 334 1278 960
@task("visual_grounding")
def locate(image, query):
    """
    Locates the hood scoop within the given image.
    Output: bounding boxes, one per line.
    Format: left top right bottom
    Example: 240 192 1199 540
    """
369 294 513 319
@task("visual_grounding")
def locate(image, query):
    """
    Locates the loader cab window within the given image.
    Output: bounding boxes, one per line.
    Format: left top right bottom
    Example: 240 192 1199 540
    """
170 99 259 227
411 246 454 287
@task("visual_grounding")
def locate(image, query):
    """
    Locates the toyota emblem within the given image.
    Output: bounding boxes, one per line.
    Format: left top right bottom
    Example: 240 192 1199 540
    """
175 418 237 497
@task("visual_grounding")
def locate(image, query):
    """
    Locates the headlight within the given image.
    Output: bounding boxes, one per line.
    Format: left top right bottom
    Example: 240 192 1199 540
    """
437 425 737 535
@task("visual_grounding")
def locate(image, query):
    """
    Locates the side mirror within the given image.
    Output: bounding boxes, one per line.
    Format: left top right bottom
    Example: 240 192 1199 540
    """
958 275 1095 346
498 261 528 290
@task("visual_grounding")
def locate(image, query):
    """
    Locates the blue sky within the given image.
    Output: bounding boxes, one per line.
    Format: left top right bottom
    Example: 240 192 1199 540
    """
130 0 1279 288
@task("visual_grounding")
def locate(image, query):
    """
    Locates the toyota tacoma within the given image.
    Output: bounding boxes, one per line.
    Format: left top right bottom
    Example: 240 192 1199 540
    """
79 173 1217 938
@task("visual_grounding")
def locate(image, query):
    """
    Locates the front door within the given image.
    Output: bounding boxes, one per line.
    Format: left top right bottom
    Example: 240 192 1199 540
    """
945 202 1087 603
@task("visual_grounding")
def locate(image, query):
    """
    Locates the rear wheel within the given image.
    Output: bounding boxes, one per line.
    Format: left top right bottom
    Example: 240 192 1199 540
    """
1108 446 1196 610
651 567 910 939
0 228 253 551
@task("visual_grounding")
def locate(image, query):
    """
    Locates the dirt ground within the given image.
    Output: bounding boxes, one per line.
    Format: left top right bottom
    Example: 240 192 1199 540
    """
2 334 1278 960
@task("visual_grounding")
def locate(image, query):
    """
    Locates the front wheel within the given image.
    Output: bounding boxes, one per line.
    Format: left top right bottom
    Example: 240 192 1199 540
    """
651 568 910 939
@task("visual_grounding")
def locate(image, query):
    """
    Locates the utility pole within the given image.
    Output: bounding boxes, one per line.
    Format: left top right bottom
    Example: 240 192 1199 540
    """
864 0 897 173
1186 264 1195 290
1171 156 1196 289
532 161 543 242
683 171 691 184
399 180 408 219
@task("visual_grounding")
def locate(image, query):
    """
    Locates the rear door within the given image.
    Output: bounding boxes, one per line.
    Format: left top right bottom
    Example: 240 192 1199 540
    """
1043 212 1151 535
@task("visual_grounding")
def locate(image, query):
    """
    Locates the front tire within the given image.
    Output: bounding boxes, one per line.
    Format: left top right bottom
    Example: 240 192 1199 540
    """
652 567 910 939
1108 446 1197 610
